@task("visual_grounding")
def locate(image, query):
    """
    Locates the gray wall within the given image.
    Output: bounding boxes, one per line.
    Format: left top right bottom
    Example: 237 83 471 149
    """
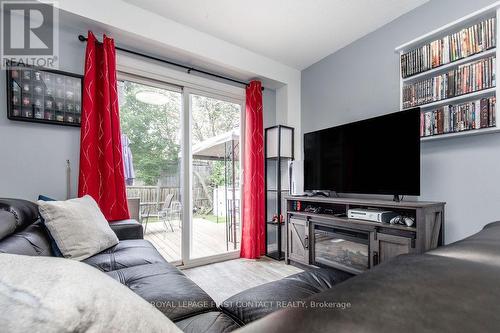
301 0 500 243
0 12 277 201
263 88 277 128
0 21 84 201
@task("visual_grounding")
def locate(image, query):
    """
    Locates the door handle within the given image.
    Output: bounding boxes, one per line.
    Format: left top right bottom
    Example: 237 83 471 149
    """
304 236 309 249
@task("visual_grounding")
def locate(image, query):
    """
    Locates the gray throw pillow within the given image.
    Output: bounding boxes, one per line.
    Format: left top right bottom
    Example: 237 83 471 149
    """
37 195 119 261
0 253 181 333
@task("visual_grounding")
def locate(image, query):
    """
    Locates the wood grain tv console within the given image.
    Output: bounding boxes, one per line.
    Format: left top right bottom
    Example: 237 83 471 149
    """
284 196 445 274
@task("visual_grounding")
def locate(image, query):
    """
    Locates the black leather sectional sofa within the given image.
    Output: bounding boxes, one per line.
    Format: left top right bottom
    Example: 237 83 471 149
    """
3 198 500 332
0 198 350 332
238 221 500 332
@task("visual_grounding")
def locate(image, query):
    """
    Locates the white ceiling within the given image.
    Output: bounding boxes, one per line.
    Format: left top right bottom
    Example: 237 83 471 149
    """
123 0 428 70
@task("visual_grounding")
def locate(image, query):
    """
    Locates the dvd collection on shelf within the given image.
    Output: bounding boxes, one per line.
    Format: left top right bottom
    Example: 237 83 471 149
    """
420 96 496 137
401 17 496 78
402 56 496 108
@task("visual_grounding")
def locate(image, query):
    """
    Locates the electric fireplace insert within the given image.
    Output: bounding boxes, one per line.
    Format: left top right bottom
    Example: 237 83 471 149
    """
312 224 370 274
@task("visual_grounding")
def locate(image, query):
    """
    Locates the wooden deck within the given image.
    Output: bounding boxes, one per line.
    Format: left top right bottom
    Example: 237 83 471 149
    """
144 218 240 262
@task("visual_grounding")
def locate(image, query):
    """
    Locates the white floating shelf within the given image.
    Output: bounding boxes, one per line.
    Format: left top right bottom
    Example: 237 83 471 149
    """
421 126 500 142
402 48 496 83
395 1 500 52
399 3 500 143
403 87 496 110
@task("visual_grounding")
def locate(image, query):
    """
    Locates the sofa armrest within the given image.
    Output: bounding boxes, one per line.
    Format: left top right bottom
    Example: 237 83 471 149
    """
109 219 143 240
483 221 500 230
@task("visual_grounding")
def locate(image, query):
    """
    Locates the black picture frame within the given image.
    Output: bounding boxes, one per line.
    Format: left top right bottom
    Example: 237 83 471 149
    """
6 62 83 127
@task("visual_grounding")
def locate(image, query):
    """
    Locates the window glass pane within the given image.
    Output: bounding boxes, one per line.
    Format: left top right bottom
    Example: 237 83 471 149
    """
118 79 182 263
190 94 241 259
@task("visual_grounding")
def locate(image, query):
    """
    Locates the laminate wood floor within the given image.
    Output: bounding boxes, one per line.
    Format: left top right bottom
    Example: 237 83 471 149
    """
183 257 303 304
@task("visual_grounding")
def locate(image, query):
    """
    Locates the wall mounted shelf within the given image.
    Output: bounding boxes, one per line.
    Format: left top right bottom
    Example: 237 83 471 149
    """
397 2 500 141
402 48 496 83
403 87 496 110
420 125 500 142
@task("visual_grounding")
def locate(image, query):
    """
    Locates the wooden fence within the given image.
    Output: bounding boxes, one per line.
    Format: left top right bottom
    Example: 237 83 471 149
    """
126 186 209 209
126 186 180 205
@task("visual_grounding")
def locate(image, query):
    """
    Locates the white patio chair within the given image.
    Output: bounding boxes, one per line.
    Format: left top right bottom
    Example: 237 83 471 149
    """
157 194 175 232
169 201 182 229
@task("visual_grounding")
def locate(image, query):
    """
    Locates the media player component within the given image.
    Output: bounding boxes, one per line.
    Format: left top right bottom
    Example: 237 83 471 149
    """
347 209 399 223
390 215 415 227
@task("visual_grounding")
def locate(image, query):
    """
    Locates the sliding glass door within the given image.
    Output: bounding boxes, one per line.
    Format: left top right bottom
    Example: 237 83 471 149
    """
118 72 244 266
190 93 242 260
118 75 183 264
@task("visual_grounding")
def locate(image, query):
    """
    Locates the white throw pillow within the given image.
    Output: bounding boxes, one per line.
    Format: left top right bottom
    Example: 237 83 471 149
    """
0 253 181 333
37 195 119 261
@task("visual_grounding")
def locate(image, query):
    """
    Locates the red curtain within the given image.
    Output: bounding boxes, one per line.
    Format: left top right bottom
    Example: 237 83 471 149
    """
240 81 265 259
78 31 129 221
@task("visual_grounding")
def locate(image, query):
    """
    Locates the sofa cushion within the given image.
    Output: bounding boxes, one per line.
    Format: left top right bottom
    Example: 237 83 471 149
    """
220 268 352 324
106 263 217 321
428 219 500 266
0 211 17 241
175 311 241 333
37 194 64 256
0 253 182 333
0 198 39 239
37 195 119 261
83 239 167 272
109 219 144 240
0 223 52 256
238 253 500 333
38 194 56 201
39 218 64 257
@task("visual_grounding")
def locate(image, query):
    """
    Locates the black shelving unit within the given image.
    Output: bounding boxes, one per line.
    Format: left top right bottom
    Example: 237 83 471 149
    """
264 125 294 260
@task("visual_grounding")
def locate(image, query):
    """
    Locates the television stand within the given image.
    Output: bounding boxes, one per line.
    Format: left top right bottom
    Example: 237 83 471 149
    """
284 195 445 275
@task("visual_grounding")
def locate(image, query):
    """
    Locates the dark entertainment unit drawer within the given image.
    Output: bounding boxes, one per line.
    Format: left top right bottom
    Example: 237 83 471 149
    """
284 196 445 273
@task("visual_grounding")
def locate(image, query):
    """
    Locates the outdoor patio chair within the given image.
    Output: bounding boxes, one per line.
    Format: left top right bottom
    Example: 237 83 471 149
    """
170 200 182 229
127 197 140 222
158 193 175 233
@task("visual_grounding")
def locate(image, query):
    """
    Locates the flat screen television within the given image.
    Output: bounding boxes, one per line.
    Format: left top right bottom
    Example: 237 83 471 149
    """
304 108 420 196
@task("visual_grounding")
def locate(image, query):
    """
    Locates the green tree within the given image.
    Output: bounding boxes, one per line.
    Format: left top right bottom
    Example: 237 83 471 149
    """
191 95 241 210
119 82 241 190
119 81 181 185
208 160 226 187
191 95 240 144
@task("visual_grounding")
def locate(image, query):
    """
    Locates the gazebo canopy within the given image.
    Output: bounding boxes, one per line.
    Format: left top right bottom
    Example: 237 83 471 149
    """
192 128 240 160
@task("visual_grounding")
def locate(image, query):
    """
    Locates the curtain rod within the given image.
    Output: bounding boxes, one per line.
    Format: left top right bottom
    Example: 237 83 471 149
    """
78 34 264 90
